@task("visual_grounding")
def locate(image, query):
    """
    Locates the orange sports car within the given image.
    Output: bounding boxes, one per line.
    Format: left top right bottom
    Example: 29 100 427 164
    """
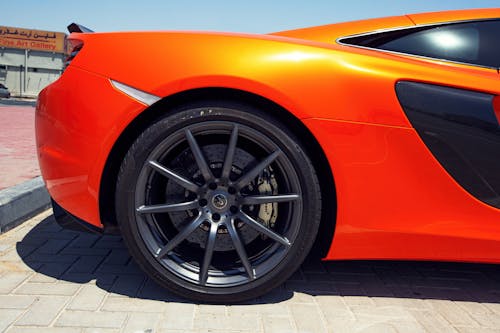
36 8 500 302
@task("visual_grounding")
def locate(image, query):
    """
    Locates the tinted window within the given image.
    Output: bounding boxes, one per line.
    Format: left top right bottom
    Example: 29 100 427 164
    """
341 20 500 68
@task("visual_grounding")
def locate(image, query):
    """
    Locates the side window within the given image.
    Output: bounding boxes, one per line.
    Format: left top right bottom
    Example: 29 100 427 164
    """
379 25 479 64
340 20 500 68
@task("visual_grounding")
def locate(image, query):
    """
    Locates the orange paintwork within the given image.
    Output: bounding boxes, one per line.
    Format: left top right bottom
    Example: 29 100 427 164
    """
36 9 500 263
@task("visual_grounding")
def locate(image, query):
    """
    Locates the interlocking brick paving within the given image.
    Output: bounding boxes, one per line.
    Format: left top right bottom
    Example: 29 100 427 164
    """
0 103 39 190
2 209 500 332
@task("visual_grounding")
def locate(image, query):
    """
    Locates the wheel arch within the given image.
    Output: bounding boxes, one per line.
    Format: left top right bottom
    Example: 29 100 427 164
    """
99 87 336 258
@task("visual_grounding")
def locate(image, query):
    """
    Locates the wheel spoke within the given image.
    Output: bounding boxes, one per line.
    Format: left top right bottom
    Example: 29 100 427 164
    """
136 200 199 214
185 129 213 182
227 218 255 280
234 150 281 190
156 214 204 258
238 211 291 247
200 222 218 285
221 124 239 180
241 194 300 205
148 160 199 193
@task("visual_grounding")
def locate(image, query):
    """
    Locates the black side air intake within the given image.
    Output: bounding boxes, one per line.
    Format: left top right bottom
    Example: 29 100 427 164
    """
396 81 500 208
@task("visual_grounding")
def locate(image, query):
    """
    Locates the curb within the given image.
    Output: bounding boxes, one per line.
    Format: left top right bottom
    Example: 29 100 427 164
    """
0 176 50 233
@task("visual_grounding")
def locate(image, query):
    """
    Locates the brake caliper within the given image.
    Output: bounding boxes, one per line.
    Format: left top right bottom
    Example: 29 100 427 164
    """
257 167 278 230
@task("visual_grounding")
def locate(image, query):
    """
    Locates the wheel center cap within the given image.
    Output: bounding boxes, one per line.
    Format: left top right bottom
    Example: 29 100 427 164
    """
212 193 228 210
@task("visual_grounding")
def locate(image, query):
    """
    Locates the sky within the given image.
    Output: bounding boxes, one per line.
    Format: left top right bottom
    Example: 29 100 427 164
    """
2 0 500 34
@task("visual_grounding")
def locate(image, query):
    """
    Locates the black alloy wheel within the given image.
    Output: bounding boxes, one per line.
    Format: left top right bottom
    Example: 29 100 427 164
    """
116 102 322 302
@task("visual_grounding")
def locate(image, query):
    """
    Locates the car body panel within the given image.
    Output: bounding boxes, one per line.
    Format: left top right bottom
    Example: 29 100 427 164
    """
271 15 415 43
304 118 500 263
36 65 148 225
36 8 500 263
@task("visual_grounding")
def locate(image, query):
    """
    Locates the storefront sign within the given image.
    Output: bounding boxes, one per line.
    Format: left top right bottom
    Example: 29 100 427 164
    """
0 26 65 53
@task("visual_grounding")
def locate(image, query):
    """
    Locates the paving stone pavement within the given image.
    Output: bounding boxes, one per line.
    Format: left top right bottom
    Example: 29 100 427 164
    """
0 104 39 190
2 210 500 332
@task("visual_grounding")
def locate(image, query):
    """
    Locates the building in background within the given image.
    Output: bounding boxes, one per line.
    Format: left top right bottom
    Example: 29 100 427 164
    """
0 26 66 98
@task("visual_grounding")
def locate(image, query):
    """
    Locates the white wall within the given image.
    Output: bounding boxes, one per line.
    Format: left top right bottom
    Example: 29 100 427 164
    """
0 47 64 97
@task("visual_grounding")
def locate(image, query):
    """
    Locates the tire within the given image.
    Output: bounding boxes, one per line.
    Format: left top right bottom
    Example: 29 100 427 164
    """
116 102 321 303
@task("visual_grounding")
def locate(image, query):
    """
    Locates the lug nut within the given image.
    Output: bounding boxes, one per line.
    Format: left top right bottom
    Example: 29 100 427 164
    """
199 198 208 207
212 213 221 221
208 182 218 190
230 206 238 214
